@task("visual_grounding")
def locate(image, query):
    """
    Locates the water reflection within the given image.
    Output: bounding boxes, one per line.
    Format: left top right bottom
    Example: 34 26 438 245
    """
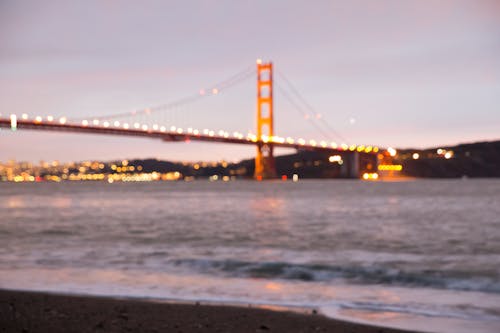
339 308 408 321
5 196 25 209
264 282 283 292
249 196 290 234
250 196 286 217
51 196 72 208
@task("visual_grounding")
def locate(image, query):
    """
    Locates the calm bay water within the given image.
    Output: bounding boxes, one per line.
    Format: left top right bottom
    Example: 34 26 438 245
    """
1 180 499 332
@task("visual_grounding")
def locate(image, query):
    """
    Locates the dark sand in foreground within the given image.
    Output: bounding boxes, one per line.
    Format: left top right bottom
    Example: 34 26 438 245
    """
0 289 420 333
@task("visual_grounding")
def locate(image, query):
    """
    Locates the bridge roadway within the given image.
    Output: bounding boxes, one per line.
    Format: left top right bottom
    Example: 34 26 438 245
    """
0 118 371 155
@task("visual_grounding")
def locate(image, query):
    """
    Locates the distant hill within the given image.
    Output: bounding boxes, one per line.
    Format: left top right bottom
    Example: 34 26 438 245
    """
125 140 500 179
398 140 500 178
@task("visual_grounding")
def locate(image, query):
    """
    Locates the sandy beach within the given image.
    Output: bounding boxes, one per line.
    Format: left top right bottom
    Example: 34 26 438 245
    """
0 289 421 333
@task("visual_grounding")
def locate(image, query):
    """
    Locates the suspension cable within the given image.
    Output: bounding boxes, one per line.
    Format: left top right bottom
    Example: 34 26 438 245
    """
276 84 334 140
72 65 255 121
276 70 348 143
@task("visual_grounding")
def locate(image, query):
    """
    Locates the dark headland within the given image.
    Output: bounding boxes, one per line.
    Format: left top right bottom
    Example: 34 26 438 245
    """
118 140 500 179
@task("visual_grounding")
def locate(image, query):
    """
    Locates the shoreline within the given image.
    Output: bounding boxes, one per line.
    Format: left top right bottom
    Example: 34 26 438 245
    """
0 288 421 333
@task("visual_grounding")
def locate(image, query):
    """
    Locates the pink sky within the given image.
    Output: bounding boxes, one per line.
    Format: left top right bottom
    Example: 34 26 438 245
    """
1 0 499 163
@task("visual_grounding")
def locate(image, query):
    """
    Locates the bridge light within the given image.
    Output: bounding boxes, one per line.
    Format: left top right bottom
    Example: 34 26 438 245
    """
152 124 158 130
47 115 54 122
320 141 327 148
349 145 356 151
123 123 129 129
142 124 148 131
256 58 262 64
247 133 257 142
212 88 218 95
341 143 348 150
170 126 176 131
103 121 110 128
262 135 269 143
93 119 99 125
21 113 28 120
35 116 42 123
193 129 199 135
298 138 306 145
203 129 209 135
365 146 373 153
177 128 183 134
10 114 17 131
134 123 140 129
378 164 403 171
357 145 365 152
286 137 294 144
218 130 224 136
58 117 66 124
330 142 338 149
82 120 89 126
114 121 120 127
187 127 193 133
160 126 166 132
387 147 397 157
223 132 229 138
362 173 379 180
309 140 317 146
329 155 342 163
208 130 215 137
373 147 379 153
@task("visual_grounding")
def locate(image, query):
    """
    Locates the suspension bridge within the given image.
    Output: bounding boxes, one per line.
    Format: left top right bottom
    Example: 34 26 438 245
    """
0 61 382 179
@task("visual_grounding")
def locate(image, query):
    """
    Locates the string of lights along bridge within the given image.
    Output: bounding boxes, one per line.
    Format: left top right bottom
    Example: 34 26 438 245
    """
0 60 391 179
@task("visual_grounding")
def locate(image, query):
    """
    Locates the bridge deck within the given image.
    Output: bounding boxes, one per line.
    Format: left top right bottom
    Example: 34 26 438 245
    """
0 118 356 154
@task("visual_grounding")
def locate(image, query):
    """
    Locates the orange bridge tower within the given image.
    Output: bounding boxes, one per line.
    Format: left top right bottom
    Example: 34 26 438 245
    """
254 60 277 180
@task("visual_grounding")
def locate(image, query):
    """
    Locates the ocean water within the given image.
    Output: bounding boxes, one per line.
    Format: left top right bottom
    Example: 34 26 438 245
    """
0 180 499 333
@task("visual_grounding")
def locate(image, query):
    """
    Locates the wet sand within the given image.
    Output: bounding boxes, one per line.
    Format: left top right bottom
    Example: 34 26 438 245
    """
0 289 420 333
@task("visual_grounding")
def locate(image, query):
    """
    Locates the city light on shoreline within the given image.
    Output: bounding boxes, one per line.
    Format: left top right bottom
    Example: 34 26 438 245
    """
0 159 242 183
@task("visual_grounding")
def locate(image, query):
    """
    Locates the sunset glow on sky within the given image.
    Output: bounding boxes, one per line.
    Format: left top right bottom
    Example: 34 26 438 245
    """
1 0 499 162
